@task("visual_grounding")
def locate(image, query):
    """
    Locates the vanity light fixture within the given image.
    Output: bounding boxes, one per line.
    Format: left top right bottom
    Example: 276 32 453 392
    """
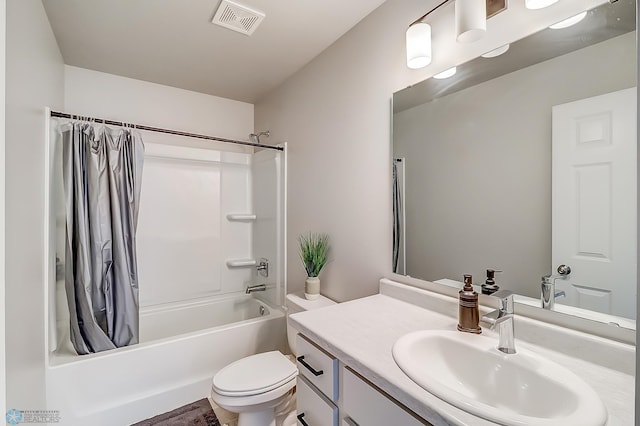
481 44 510 58
406 0 505 70
433 66 457 79
406 22 432 69
525 0 559 10
455 0 487 43
548 11 587 29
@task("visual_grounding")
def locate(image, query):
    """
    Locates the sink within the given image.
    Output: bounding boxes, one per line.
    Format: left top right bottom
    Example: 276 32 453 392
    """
392 330 607 426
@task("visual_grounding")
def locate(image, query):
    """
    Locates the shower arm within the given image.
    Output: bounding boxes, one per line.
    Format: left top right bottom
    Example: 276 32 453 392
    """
249 130 270 144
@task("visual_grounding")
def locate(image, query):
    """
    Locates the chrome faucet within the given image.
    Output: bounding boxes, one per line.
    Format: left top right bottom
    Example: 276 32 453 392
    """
481 290 516 354
256 258 269 278
245 284 267 294
541 264 571 310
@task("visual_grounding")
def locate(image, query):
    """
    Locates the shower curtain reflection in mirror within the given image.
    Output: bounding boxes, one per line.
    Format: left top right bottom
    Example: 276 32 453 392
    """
393 158 406 275
60 122 144 355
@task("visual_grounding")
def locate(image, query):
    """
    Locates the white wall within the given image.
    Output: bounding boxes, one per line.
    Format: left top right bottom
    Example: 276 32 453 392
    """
393 33 636 297
64 65 254 144
6 0 64 412
255 0 604 302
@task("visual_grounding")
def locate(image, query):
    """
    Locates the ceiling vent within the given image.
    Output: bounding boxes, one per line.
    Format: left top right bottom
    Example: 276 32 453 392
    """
212 0 265 36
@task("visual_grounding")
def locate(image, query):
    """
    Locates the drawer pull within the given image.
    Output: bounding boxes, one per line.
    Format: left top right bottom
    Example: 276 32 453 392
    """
297 355 324 376
297 412 310 426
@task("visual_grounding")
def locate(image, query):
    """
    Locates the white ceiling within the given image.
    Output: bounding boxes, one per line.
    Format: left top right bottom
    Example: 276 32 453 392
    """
41 0 388 104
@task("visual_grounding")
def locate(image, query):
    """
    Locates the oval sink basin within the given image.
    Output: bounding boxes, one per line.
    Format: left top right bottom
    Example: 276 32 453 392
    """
392 330 607 426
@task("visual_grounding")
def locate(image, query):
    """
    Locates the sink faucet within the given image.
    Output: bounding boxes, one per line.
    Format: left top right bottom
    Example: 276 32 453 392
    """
481 290 516 354
541 264 571 310
245 284 267 294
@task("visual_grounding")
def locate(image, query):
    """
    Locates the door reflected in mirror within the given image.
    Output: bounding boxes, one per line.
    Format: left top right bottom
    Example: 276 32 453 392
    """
392 0 637 324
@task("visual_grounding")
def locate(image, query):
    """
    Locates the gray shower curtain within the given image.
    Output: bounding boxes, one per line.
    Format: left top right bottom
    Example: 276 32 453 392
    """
61 122 144 355
392 161 402 274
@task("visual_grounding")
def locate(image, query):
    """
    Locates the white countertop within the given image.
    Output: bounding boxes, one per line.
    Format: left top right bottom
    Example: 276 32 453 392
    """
289 280 635 426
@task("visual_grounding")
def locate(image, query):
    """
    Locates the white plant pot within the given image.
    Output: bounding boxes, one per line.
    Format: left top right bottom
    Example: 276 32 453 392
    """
305 277 320 300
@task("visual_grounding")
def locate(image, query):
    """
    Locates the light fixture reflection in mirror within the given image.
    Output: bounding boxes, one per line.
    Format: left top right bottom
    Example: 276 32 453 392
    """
392 0 637 328
481 44 510 58
549 11 588 29
525 0 559 10
433 67 457 79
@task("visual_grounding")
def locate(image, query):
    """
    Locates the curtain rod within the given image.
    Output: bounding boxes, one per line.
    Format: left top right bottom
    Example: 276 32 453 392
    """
49 110 284 151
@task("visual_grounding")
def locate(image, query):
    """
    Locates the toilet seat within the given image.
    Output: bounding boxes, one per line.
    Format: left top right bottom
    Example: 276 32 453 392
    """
212 351 298 397
211 375 297 410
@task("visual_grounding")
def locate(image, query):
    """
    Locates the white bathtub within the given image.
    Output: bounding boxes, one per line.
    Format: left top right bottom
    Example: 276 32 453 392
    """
46 294 287 426
139 295 274 342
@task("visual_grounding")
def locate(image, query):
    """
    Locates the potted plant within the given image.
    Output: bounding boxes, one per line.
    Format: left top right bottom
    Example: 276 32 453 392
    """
298 232 330 300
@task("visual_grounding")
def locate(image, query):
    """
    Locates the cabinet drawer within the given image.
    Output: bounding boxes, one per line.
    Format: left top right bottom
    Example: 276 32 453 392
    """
296 334 338 401
297 375 338 426
343 367 428 426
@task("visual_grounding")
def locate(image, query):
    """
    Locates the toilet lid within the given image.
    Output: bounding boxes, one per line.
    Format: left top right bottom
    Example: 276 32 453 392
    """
212 351 298 396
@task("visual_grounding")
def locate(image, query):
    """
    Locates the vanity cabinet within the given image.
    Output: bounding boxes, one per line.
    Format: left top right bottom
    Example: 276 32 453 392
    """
342 367 427 426
296 333 430 426
297 375 338 426
296 334 338 400
296 334 339 425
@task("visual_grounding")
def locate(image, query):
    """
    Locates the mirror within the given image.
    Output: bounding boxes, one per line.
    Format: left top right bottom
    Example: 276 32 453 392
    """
392 0 637 327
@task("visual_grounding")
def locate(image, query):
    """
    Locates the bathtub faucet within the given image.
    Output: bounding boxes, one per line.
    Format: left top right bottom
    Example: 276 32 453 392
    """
246 284 267 294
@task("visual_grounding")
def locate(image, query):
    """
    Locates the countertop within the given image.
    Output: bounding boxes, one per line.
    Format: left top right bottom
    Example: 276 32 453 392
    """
289 280 635 426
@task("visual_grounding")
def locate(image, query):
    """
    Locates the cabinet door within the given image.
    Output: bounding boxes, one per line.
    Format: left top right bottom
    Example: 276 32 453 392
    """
297 375 338 426
343 367 428 426
296 334 339 401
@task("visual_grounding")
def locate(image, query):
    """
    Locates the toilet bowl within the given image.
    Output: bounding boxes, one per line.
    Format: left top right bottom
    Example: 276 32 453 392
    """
210 293 336 426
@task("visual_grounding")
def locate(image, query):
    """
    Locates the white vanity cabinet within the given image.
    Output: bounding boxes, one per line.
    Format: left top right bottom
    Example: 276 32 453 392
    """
296 334 339 425
342 367 428 426
296 333 430 426
297 376 338 426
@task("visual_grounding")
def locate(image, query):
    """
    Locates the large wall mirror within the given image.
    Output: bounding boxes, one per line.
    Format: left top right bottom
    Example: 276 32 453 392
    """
392 0 637 328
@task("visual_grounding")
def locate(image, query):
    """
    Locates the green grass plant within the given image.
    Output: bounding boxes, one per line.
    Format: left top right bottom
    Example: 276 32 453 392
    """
298 232 330 277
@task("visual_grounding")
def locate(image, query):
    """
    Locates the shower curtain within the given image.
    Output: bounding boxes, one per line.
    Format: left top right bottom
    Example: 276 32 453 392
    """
61 122 144 355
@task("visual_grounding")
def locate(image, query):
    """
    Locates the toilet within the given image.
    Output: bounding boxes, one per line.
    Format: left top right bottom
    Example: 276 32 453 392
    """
211 293 336 426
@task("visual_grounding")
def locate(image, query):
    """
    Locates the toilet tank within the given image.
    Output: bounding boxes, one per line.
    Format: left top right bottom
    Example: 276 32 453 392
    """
285 293 336 355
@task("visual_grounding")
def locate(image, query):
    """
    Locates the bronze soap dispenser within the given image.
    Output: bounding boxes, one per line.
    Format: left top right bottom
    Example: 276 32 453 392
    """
457 274 481 334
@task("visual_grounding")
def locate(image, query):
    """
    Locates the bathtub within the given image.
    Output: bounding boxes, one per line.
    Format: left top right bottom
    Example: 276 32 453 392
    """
46 294 287 426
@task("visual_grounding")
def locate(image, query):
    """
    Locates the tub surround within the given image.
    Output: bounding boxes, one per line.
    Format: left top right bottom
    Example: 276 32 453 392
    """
289 279 635 425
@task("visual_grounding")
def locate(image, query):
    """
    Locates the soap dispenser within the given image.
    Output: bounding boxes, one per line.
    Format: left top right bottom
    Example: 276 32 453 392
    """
457 274 481 334
481 269 502 295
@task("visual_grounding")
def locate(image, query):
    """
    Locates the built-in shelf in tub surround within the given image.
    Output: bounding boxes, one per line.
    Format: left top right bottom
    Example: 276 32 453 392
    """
226 213 257 221
226 259 257 267
288 278 635 426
